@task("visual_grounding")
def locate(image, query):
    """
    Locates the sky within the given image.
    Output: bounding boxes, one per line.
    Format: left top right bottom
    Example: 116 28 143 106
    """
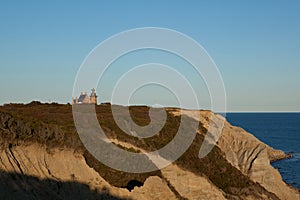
0 0 300 112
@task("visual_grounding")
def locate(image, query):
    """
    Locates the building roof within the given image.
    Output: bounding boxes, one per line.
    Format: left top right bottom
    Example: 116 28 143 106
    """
78 94 88 102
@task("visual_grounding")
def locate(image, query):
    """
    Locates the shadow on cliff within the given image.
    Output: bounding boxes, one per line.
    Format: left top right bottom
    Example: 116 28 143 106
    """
0 170 131 200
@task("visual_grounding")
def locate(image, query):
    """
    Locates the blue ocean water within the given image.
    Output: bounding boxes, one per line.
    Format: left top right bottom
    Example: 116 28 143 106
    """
226 113 300 190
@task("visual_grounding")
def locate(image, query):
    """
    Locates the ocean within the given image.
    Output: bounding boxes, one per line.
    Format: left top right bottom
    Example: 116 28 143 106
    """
226 113 300 190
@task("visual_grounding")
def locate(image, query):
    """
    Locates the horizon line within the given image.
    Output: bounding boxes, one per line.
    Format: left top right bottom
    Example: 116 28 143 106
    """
1 101 300 113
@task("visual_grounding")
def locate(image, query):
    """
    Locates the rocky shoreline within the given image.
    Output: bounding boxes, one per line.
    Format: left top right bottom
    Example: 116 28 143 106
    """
271 152 293 162
268 149 293 162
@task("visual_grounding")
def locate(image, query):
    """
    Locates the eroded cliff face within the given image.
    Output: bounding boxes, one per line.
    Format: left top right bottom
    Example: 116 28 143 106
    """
0 144 178 200
0 144 273 200
170 109 300 200
0 104 299 200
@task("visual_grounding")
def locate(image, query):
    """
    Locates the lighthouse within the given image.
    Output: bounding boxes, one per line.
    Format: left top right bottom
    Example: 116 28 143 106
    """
72 88 97 105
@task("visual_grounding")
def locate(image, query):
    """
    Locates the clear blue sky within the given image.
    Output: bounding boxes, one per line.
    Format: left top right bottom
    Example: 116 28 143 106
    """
0 0 299 111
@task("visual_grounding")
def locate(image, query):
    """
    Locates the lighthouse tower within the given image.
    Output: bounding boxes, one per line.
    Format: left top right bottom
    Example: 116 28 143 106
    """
90 88 97 104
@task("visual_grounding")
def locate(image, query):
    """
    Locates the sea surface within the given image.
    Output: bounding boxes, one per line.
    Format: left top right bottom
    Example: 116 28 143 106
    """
226 113 300 190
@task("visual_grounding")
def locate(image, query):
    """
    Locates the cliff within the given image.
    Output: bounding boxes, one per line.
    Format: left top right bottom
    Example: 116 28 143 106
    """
170 109 299 200
0 103 299 199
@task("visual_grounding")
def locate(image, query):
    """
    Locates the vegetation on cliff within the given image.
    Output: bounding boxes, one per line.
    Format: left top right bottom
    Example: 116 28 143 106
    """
0 102 279 199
